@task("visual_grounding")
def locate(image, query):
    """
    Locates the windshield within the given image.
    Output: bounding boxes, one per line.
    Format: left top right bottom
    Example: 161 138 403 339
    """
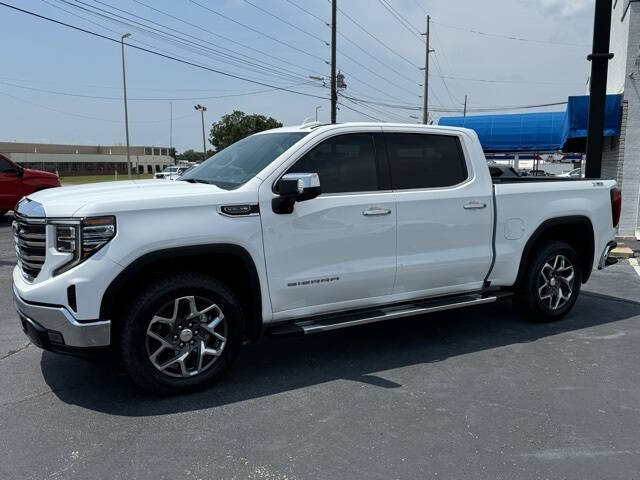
180 131 308 189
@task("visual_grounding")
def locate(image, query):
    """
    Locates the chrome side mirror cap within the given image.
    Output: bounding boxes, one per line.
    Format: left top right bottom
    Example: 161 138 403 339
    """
273 173 322 214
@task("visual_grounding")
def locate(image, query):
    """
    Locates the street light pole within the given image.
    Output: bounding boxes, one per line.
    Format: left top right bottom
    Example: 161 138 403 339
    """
194 104 208 162
120 33 132 179
315 105 322 122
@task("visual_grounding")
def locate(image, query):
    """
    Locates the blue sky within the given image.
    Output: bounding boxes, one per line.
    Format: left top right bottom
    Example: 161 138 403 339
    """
0 0 595 152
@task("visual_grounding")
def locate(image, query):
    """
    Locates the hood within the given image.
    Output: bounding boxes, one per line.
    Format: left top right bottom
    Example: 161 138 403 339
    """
24 167 59 180
27 179 255 218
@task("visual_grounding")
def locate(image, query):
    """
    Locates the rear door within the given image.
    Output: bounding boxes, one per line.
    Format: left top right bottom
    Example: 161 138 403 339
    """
384 129 493 298
259 131 397 317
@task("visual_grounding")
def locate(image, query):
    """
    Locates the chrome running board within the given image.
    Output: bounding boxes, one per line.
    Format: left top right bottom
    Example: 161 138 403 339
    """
269 290 512 336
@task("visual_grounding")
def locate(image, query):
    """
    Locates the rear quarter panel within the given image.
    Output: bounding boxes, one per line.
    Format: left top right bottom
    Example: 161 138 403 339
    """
490 179 617 286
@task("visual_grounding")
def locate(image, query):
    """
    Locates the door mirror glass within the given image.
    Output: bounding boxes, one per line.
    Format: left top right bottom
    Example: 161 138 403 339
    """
273 173 321 214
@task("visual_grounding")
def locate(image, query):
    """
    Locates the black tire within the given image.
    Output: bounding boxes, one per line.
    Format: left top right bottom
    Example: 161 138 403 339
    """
120 272 244 395
0 210 7 216
516 240 582 322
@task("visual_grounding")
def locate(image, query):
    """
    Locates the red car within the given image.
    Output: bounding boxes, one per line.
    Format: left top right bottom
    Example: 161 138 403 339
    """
0 154 61 215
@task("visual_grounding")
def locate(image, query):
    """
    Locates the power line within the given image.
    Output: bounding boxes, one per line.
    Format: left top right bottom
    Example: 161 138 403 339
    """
0 91 196 123
0 2 330 101
131 0 327 79
57 0 313 85
236 0 421 104
431 20 590 47
283 0 329 26
376 0 423 41
240 0 329 46
342 94 414 123
284 0 420 88
188 0 329 65
333 1 422 69
0 79 318 101
337 100 384 122
341 94 568 113
436 74 586 86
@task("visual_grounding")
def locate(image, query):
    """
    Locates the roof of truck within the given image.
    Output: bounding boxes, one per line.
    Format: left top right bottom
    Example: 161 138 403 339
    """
261 122 472 135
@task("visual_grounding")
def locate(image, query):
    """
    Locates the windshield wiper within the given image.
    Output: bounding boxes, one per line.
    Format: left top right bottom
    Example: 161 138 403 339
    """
181 178 212 184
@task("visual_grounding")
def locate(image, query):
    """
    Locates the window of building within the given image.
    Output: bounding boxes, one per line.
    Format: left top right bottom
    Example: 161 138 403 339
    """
155 165 161 172
153 148 160 156
147 165 153 174
161 148 167 156
286 133 379 194
385 133 468 190
145 147 152 156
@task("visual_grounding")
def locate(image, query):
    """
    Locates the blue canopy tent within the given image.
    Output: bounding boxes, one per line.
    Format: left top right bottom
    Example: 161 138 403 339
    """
438 94 623 153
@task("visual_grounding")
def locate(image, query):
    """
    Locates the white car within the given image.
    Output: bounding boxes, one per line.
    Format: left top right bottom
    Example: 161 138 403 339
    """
153 165 191 181
558 167 582 178
12 123 620 394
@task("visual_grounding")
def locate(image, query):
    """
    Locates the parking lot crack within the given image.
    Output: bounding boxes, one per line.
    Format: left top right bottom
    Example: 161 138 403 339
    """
0 341 31 362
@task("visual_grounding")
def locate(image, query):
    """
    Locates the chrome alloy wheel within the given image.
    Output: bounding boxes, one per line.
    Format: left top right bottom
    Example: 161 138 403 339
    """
145 296 227 378
537 254 575 311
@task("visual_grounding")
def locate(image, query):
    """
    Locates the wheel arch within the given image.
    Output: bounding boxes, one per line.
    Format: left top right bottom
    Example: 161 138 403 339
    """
515 215 595 287
100 244 264 343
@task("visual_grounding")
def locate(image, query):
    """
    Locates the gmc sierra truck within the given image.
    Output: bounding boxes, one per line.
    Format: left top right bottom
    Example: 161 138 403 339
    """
12 123 621 394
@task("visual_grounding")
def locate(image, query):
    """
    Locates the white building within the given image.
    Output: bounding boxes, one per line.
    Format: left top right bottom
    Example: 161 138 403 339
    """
0 142 174 176
603 0 640 238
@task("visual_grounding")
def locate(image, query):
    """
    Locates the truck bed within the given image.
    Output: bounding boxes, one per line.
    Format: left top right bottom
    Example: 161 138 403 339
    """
488 178 616 288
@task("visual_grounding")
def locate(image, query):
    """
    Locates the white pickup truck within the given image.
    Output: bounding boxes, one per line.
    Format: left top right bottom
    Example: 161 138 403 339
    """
12 122 621 394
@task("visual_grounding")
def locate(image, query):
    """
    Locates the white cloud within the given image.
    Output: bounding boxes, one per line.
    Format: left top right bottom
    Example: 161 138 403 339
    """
524 0 594 18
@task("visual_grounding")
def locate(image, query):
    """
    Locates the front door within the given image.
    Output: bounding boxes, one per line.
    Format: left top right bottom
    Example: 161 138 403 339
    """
259 132 397 318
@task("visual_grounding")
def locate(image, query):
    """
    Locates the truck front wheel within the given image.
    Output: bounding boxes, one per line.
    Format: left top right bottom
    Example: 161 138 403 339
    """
516 241 582 322
120 273 243 394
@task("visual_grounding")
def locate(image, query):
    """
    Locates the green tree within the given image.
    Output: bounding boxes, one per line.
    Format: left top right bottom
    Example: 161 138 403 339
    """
209 110 282 151
176 149 202 162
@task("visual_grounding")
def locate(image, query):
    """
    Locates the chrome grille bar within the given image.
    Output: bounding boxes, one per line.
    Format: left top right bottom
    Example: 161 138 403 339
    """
13 213 46 282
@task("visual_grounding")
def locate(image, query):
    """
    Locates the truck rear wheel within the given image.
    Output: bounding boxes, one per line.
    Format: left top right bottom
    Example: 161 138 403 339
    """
516 241 581 322
120 272 243 395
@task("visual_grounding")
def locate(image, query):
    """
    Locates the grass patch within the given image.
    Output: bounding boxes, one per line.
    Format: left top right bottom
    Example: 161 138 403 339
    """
60 174 154 185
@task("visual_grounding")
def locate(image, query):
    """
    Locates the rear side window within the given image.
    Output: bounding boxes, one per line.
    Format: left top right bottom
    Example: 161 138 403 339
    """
385 133 468 189
288 133 379 194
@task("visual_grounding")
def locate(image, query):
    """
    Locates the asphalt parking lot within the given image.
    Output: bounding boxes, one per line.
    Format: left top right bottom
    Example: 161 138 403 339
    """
1 213 640 480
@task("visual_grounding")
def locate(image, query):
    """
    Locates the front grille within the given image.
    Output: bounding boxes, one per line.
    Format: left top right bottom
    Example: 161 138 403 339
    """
13 213 46 281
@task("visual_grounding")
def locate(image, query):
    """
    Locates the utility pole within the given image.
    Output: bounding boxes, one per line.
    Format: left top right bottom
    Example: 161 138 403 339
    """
463 95 468 117
421 16 434 125
585 0 613 179
330 0 337 124
170 102 175 165
194 104 208 163
120 33 132 179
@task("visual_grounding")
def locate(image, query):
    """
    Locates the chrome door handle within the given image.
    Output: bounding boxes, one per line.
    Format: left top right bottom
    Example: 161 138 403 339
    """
463 201 487 210
363 207 392 216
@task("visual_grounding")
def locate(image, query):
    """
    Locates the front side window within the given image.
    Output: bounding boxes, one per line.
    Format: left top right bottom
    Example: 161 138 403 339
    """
385 133 468 190
287 133 379 194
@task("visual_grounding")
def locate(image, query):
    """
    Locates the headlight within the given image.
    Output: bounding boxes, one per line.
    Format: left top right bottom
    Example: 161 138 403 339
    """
53 216 116 276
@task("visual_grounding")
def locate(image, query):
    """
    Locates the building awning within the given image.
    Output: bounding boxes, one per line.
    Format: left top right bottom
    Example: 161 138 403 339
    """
438 94 622 152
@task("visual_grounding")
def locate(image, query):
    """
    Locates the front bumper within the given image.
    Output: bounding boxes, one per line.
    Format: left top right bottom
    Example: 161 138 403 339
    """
13 285 110 350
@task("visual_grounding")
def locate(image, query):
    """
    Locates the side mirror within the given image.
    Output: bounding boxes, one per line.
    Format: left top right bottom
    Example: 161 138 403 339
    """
273 173 321 214
16 165 24 177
